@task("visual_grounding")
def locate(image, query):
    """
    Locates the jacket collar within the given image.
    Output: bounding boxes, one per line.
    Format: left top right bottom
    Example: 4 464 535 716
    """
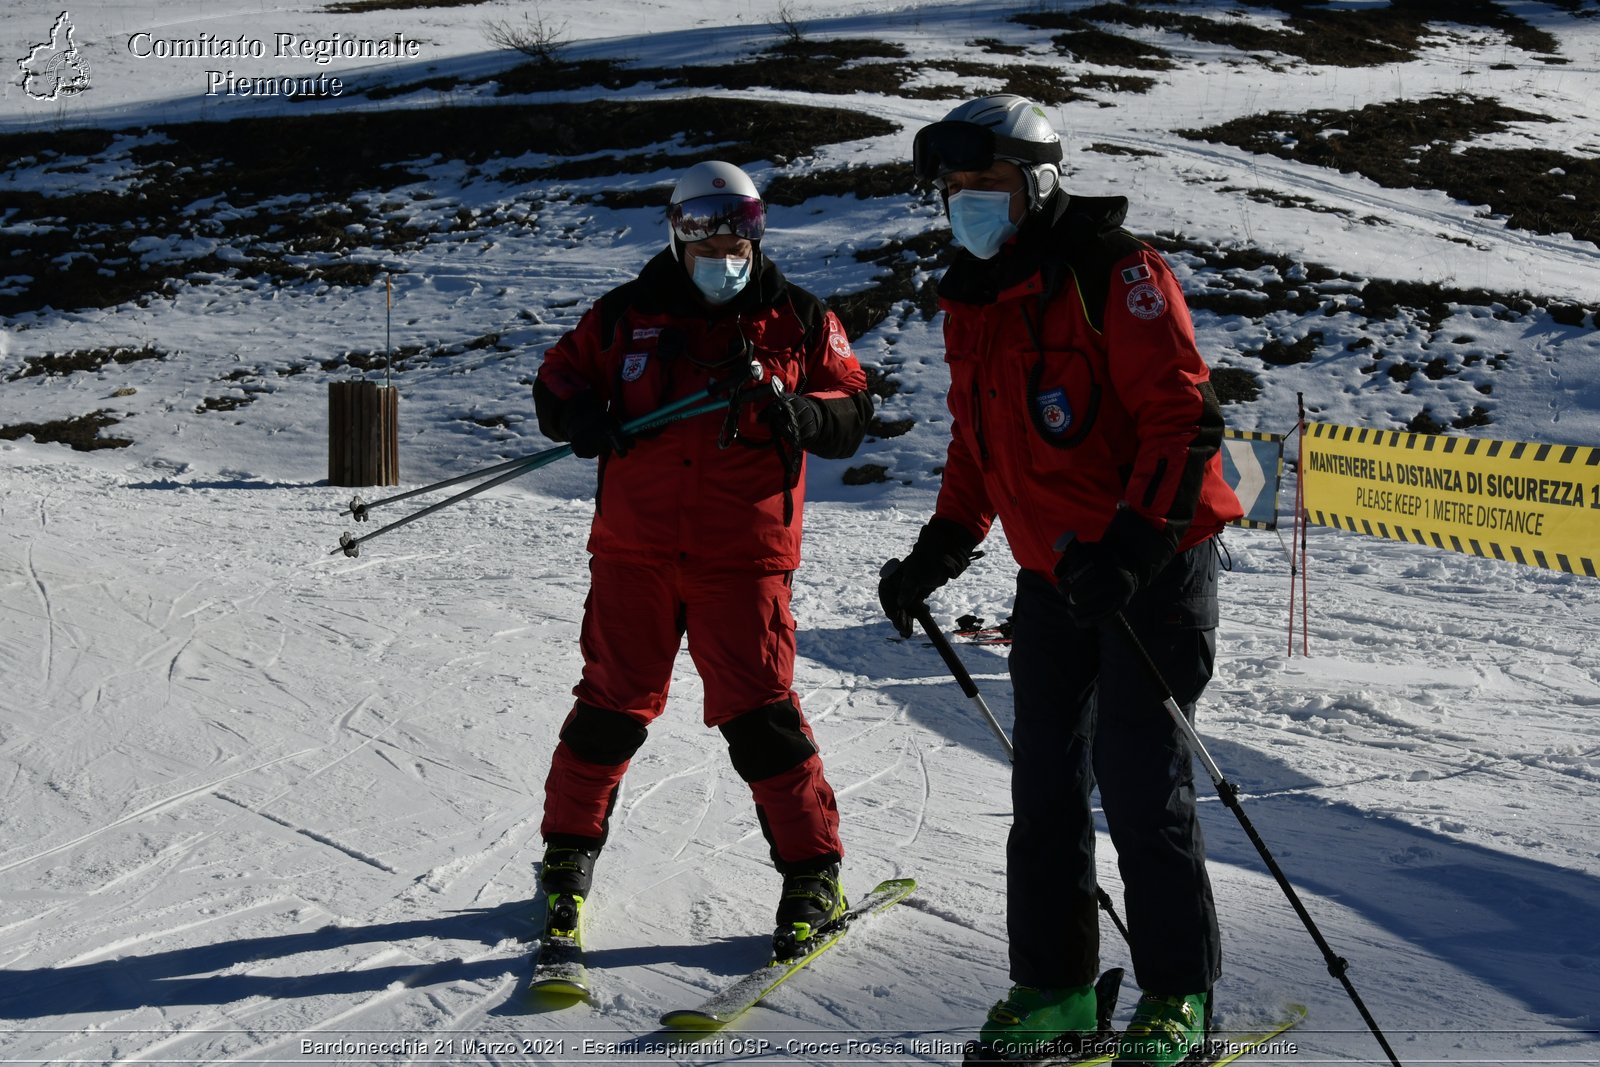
937 192 1129 306
639 246 788 316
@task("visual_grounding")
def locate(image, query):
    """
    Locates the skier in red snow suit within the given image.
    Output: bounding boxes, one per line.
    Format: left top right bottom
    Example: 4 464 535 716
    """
533 160 872 958
878 97 1243 1066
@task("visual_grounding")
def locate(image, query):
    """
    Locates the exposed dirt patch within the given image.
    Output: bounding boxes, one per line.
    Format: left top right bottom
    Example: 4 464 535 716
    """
5 344 166 382
867 416 916 439
1085 142 1164 159
763 163 922 207
861 364 902 402
1209 366 1263 405
0 411 132 451
1184 95 1599 248
1149 231 1593 432
195 394 255 414
842 462 891 485
431 36 1134 107
1258 329 1324 366
629 39 926 98
826 231 953 341
461 413 517 429
321 330 511 376
0 98 892 318
971 38 1028 56
1060 0 1560 68
1050 28 1177 70
456 58 632 97
326 0 487 11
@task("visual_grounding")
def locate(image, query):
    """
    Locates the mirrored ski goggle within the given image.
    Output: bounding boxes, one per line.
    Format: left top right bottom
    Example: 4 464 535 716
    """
668 193 767 243
912 121 1063 183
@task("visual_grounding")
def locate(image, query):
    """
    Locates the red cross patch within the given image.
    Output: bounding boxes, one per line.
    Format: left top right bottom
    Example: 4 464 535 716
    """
828 327 851 360
1127 283 1166 321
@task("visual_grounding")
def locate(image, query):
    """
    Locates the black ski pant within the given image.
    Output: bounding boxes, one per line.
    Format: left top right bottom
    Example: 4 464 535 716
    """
1005 542 1222 995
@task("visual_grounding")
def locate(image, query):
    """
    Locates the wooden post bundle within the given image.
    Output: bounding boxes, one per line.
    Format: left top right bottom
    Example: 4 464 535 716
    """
328 380 399 487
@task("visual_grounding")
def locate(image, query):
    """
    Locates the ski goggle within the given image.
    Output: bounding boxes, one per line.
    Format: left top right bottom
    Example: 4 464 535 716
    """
912 121 1063 183
668 193 767 243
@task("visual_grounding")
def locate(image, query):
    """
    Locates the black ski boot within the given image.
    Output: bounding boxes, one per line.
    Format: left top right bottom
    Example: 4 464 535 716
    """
772 861 847 960
540 844 598 937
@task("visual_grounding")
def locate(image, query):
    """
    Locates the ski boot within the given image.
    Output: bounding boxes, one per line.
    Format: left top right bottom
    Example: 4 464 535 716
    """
1113 990 1208 1067
964 982 1100 1064
531 845 598 998
771 862 847 960
540 844 598 938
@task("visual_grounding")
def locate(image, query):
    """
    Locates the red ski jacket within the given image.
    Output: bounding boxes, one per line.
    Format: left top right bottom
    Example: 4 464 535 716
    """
933 195 1242 578
535 249 870 572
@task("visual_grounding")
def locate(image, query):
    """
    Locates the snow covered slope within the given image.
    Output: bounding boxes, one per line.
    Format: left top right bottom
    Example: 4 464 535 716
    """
2 1 1598 1064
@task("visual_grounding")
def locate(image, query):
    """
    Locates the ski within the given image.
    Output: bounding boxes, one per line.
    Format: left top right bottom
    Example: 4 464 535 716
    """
529 932 587 997
963 968 1124 1066
1191 1003 1308 1067
658 877 916 1031
1033 1002 1308 1067
529 893 589 999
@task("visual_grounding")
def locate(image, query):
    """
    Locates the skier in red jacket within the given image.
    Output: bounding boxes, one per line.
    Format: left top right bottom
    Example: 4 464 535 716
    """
878 96 1243 1066
533 160 871 959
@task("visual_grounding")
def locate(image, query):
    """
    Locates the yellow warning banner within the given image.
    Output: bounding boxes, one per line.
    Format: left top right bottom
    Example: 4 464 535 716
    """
1301 422 1600 577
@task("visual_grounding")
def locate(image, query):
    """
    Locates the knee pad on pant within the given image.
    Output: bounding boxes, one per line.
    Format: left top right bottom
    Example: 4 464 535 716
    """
560 700 648 766
718 699 816 783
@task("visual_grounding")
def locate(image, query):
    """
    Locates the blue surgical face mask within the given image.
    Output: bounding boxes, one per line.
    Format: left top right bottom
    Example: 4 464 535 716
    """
691 254 751 304
948 188 1019 260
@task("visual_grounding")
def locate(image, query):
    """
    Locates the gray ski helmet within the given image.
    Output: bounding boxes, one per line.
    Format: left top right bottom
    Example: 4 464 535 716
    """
912 94 1062 212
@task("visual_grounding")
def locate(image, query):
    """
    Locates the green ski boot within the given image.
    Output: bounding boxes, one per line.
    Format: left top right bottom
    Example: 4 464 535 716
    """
973 982 1098 1062
1114 990 1208 1066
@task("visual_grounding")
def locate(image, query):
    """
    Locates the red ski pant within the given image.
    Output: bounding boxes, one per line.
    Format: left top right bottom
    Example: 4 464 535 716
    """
541 557 842 870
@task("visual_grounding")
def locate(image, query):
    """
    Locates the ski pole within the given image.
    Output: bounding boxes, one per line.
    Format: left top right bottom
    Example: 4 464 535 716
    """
912 599 1130 945
1106 610 1404 1067
332 396 729 558
340 372 753 521
915 599 1015 761
881 558 1130 944
333 364 762 558
342 443 568 521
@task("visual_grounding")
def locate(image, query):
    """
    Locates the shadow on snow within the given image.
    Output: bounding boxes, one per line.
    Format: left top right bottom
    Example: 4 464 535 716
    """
801 617 1600 1030
0 903 763 1021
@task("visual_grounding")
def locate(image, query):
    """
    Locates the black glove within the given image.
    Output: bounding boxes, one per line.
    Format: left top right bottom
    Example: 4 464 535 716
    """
1053 508 1176 625
563 391 632 459
758 391 823 450
878 518 980 638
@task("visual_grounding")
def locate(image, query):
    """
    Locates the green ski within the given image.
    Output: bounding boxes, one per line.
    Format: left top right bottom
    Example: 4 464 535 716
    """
659 877 916 1031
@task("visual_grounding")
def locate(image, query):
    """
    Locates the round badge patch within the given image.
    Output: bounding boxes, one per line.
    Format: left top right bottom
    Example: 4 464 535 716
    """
1034 386 1072 436
1127 283 1167 321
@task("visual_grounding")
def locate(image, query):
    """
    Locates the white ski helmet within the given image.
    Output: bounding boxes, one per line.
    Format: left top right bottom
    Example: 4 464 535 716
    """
912 94 1063 212
666 160 766 259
